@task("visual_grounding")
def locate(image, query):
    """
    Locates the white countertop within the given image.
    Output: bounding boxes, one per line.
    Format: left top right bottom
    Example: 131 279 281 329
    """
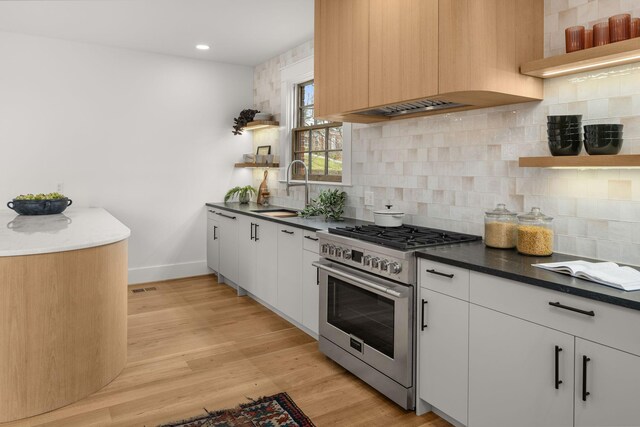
0 207 131 257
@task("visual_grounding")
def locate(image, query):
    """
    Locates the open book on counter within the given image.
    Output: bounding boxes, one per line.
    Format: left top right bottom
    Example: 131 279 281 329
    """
533 260 640 292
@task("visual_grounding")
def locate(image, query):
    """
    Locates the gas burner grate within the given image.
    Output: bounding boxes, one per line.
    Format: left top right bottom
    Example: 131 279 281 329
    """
329 225 481 250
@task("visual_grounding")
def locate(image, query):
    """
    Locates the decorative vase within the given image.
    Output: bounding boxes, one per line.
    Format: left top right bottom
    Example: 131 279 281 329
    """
239 193 250 204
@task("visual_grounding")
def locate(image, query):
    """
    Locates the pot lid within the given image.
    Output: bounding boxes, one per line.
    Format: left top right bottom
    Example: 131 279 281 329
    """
518 207 553 222
485 203 517 217
374 204 405 215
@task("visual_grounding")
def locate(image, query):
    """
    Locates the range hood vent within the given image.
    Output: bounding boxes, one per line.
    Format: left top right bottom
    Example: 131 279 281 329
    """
355 98 467 117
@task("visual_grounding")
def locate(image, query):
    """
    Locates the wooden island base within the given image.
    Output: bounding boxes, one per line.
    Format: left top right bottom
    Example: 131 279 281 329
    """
0 240 128 423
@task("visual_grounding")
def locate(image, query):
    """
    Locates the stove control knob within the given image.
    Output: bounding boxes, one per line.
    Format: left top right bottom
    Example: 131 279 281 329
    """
335 247 343 258
363 255 372 266
371 257 381 269
328 245 336 256
343 250 352 260
390 262 402 274
380 260 390 272
321 244 329 254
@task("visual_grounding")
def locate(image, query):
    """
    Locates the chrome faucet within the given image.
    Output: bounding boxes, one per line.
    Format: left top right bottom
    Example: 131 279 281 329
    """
286 159 310 207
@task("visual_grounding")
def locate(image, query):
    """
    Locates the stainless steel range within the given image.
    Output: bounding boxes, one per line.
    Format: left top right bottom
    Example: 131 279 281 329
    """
314 225 481 410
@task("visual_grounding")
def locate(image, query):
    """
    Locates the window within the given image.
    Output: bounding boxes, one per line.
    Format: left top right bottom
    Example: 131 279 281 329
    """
291 80 343 182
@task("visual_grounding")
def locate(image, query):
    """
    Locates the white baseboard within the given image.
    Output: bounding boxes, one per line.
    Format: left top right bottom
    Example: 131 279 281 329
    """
128 260 210 285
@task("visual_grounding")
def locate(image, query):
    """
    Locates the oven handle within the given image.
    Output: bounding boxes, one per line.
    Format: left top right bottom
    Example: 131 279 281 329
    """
312 262 403 298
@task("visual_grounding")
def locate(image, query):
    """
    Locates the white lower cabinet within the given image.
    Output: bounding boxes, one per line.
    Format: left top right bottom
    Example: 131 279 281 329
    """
237 216 278 306
206 211 219 272
468 304 574 427
418 288 468 426
215 211 239 284
254 219 278 307
575 338 640 427
276 225 303 323
302 249 319 334
238 215 256 294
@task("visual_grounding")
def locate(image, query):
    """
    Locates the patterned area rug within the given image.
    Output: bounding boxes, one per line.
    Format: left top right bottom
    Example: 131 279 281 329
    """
158 392 315 427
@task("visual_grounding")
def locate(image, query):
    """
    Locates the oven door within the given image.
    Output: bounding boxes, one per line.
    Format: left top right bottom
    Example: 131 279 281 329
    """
315 260 413 387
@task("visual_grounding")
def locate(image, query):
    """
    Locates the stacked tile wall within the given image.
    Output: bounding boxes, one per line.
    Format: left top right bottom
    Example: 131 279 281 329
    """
251 3 640 264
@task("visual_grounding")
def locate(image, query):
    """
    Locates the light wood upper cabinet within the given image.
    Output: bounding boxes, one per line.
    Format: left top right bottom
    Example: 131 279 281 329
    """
314 0 370 119
314 0 543 123
439 0 543 102
369 0 438 108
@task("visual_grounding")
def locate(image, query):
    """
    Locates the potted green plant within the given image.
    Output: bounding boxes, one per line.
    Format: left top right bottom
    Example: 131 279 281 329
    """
224 186 257 204
299 189 347 221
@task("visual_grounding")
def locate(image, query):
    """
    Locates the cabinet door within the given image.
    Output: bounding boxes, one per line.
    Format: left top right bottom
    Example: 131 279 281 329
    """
418 289 468 425
217 213 239 284
254 219 278 307
468 305 574 427
314 0 369 118
237 215 256 294
575 338 640 427
369 0 438 107
206 217 219 272
302 249 320 335
276 225 303 323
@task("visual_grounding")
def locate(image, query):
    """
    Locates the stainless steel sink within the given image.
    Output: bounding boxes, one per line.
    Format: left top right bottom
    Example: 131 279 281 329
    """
251 208 299 218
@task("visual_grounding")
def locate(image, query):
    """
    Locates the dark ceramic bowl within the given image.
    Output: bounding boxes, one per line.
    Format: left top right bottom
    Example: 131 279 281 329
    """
547 115 582 123
584 124 623 133
7 198 72 215
547 124 582 130
583 136 623 155
548 136 583 156
547 129 582 136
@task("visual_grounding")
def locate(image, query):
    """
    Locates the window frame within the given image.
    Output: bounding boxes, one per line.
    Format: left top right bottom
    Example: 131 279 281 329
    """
279 56 351 186
291 80 343 182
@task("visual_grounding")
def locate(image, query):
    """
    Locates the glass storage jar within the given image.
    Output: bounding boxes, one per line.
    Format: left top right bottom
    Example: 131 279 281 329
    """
484 204 518 249
517 207 554 256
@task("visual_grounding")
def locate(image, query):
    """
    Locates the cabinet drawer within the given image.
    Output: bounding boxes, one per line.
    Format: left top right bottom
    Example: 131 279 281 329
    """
470 271 640 356
303 230 319 253
419 259 470 301
206 207 218 219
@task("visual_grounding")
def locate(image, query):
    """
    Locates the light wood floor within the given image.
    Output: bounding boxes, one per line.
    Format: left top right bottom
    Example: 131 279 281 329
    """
3 275 450 427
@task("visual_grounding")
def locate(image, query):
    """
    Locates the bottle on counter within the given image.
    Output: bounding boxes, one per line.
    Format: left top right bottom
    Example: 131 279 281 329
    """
484 203 518 249
517 207 554 256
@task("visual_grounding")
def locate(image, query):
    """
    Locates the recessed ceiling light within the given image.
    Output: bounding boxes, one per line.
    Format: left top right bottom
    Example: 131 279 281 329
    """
196 44 210 51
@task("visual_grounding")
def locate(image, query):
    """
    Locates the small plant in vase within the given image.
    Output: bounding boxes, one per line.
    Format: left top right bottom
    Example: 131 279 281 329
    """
224 186 257 204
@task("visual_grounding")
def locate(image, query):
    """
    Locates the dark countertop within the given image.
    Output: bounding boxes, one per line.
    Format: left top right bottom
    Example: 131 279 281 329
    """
205 202 371 232
416 242 640 311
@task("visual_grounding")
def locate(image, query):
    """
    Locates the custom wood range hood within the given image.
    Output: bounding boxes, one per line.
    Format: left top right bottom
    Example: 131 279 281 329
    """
314 0 544 123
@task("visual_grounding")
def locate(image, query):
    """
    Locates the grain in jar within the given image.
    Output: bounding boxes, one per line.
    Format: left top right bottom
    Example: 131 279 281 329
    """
484 204 517 249
517 207 554 256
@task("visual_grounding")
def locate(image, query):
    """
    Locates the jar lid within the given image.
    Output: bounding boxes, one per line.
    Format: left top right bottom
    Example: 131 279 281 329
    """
518 207 553 222
485 203 517 218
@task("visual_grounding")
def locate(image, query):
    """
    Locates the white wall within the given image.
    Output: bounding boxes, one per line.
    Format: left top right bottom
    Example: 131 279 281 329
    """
0 31 254 283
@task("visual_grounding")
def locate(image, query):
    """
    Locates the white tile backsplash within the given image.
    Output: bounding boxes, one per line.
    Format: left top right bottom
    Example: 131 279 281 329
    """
250 4 640 265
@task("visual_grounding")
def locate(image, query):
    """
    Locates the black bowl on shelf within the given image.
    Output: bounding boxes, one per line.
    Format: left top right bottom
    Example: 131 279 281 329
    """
6 198 73 215
547 115 582 124
583 136 624 155
548 137 583 156
547 129 582 137
584 124 623 133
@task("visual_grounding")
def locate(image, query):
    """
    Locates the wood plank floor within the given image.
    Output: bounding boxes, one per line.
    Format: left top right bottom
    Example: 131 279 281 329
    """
2 275 451 427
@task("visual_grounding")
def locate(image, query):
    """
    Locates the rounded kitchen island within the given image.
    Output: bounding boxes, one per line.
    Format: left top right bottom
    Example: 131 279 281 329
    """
0 208 130 423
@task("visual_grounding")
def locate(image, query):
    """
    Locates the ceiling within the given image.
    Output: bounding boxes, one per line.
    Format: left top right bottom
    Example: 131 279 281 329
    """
0 0 314 66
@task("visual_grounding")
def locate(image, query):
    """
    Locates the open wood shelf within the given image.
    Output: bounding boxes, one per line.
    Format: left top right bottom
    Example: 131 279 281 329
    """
243 120 279 130
520 38 640 78
519 154 640 168
234 162 280 168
